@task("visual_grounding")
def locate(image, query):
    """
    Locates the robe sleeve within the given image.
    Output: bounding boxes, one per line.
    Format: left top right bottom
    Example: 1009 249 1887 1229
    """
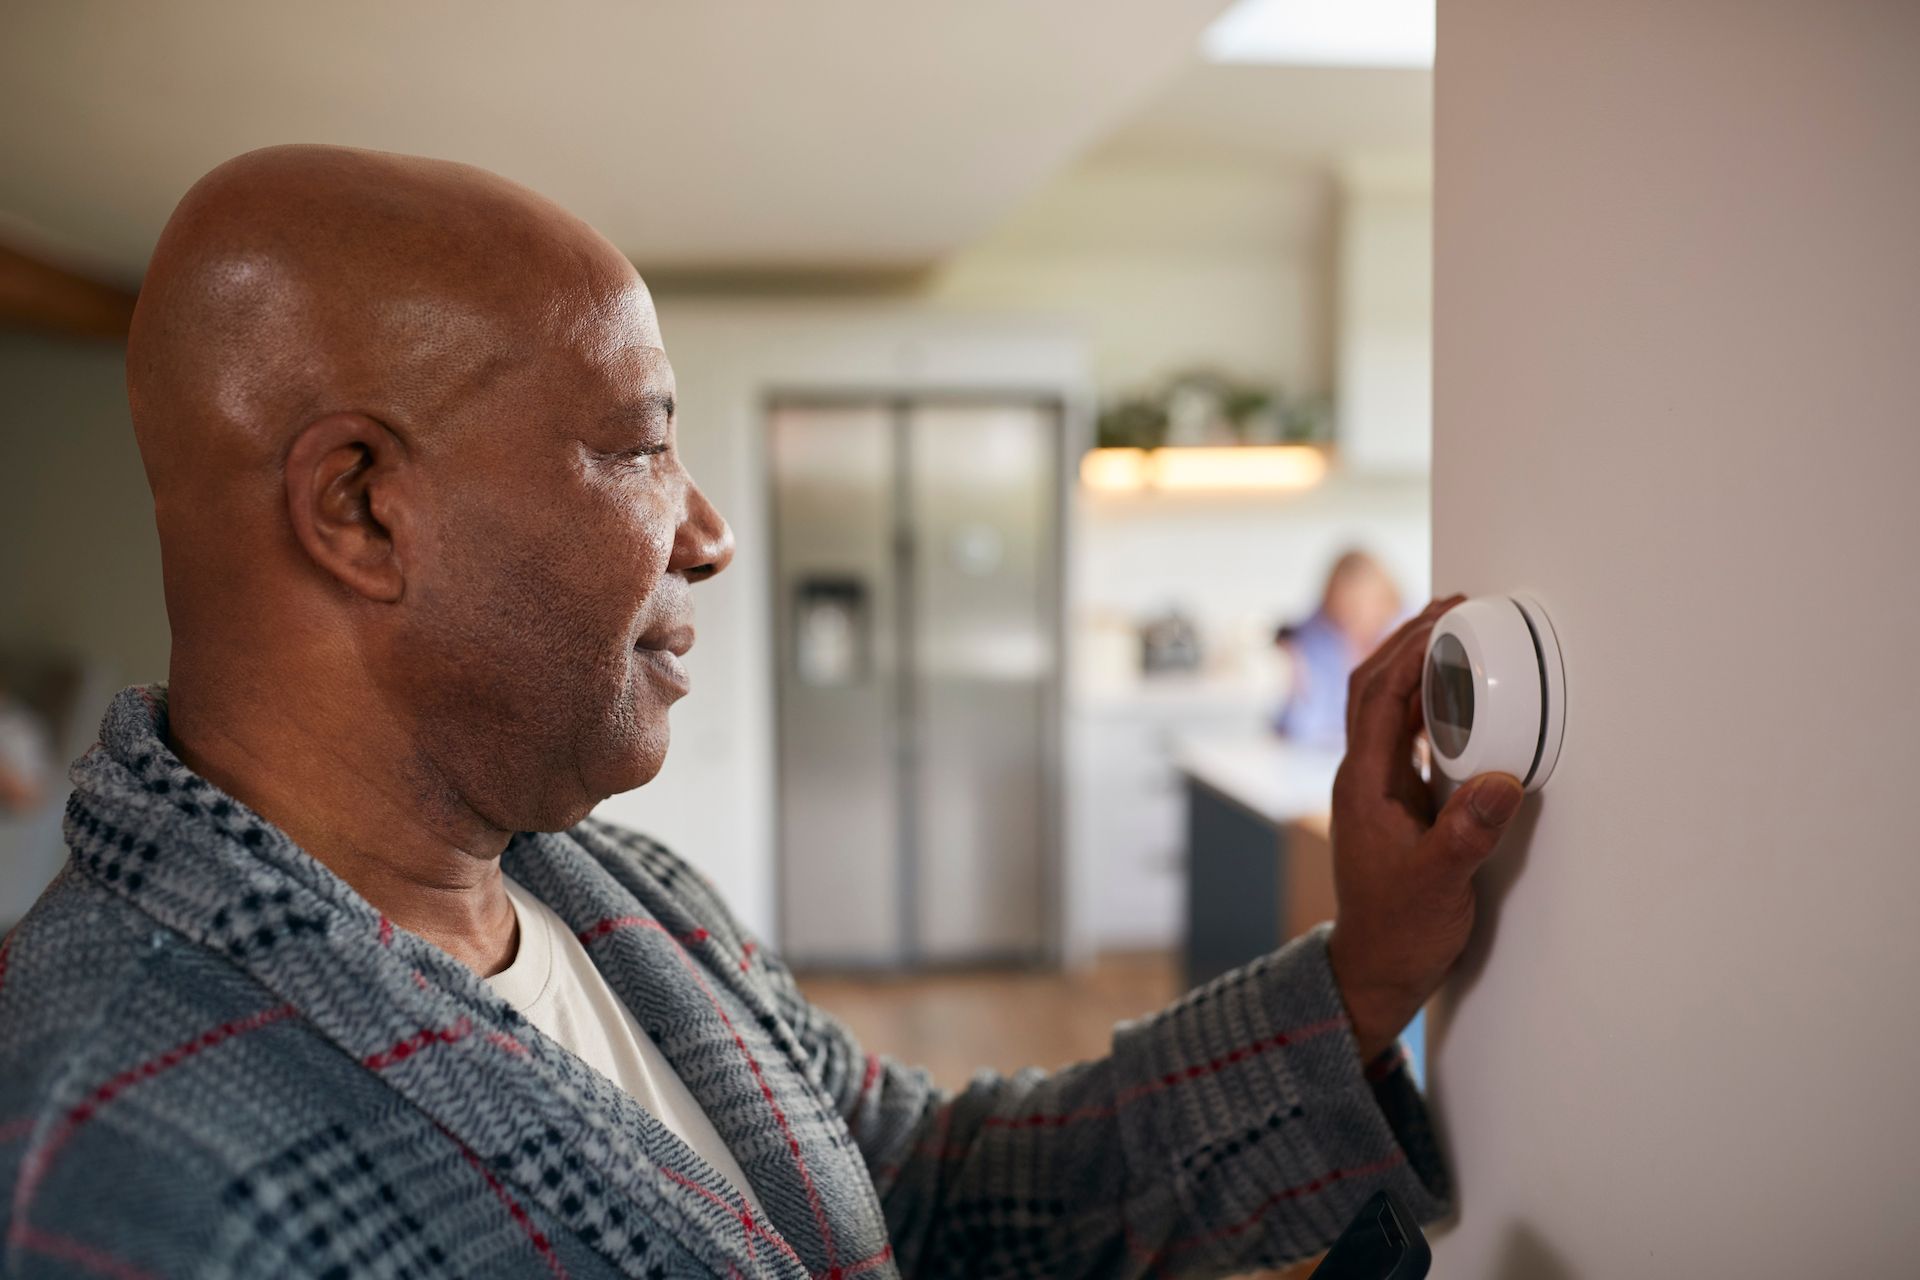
758 924 1450 1279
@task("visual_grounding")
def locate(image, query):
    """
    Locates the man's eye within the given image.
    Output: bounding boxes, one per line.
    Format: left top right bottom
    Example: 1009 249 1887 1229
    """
622 443 671 460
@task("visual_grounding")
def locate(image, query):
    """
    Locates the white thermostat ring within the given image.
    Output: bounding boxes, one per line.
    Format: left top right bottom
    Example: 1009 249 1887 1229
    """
1423 594 1565 793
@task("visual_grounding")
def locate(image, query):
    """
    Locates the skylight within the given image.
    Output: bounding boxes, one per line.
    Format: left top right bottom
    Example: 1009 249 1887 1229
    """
1201 0 1435 68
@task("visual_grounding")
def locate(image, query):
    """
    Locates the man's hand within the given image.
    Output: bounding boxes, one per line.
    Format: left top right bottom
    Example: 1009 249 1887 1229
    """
1326 596 1525 1066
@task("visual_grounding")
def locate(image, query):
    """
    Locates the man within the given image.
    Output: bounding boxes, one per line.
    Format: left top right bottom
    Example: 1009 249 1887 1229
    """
0 146 1523 1279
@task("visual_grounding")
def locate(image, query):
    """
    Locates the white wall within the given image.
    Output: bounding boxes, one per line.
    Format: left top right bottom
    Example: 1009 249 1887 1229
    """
1075 479 1430 648
1336 155 1432 474
924 152 1337 401
1430 4 1920 1274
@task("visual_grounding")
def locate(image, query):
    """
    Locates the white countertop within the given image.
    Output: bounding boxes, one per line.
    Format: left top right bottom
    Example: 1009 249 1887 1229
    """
1173 733 1342 826
1070 672 1278 716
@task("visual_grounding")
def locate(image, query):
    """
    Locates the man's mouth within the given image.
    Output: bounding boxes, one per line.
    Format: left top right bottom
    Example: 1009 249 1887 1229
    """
635 625 695 695
636 625 694 658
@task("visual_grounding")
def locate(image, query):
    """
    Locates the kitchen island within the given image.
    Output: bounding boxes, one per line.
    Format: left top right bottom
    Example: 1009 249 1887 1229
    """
1175 734 1341 989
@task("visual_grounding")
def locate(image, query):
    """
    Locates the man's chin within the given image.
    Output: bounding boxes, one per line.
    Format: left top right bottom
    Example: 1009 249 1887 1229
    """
600 720 672 795
527 737 667 832
618 747 668 792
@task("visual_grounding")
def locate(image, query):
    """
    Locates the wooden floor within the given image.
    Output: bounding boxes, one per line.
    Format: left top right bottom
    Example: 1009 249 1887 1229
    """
796 952 1317 1279
795 950 1183 1092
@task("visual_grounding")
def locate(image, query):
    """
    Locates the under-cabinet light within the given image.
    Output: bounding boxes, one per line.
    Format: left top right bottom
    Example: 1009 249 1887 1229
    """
1079 446 1328 494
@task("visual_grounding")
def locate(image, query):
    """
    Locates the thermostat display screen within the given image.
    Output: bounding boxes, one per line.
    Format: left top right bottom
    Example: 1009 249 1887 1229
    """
1426 632 1475 758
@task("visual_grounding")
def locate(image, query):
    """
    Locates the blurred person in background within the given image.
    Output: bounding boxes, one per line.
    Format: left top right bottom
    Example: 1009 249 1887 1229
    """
0 146 1524 1279
0 683 54 814
1273 548 1405 750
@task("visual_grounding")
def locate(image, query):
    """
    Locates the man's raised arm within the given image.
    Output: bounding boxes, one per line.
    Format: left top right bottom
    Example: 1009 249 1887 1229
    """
752 598 1524 1278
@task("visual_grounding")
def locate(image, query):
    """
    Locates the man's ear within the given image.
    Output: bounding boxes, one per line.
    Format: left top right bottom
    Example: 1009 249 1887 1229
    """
284 413 411 603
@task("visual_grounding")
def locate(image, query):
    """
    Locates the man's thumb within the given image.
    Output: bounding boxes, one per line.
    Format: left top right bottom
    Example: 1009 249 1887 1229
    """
1428 773 1525 872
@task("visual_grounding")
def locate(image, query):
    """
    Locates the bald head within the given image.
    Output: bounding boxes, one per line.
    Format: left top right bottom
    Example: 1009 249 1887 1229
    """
133 145 731 833
130 144 656 496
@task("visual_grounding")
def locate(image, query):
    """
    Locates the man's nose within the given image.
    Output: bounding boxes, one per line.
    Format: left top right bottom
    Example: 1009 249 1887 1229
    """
672 480 734 582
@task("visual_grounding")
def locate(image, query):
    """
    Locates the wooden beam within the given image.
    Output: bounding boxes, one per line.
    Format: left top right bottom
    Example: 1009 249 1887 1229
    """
0 242 137 340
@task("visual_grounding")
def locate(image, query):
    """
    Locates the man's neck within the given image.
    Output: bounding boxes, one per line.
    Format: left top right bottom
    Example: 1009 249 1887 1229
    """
164 675 520 977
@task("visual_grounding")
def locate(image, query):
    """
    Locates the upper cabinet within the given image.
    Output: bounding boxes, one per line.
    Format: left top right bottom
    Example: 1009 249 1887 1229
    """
1336 154 1433 475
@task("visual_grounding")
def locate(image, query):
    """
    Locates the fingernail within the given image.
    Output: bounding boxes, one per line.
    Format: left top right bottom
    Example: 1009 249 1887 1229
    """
1470 776 1524 826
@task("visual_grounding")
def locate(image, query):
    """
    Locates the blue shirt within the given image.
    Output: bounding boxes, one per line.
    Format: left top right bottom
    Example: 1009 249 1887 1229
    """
1274 609 1357 750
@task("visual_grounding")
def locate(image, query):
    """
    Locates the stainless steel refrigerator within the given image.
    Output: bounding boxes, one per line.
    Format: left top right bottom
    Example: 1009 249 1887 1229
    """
770 397 1063 969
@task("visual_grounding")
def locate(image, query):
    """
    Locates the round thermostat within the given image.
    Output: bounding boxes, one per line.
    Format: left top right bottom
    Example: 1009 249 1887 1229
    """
1423 594 1565 793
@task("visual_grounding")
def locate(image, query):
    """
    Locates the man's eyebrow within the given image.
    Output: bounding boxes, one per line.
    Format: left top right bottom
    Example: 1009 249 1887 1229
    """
602 392 676 425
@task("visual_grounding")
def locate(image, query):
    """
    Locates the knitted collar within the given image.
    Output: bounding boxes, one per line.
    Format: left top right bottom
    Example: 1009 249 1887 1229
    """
62 685 881 1279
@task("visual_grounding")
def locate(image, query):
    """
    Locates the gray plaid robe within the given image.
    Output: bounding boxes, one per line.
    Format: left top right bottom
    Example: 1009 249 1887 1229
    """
0 687 1447 1278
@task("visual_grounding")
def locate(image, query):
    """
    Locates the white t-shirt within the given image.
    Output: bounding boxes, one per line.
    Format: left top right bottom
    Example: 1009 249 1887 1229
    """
486 876 763 1215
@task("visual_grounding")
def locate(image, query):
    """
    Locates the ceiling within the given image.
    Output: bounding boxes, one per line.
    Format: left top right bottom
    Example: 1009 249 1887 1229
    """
0 0 1231 282
1095 62 1431 167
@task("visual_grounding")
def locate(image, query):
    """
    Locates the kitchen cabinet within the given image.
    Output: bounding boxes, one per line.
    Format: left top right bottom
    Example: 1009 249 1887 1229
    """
1068 685 1269 951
